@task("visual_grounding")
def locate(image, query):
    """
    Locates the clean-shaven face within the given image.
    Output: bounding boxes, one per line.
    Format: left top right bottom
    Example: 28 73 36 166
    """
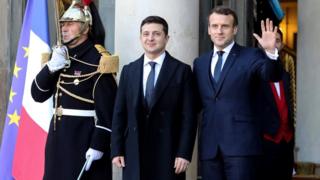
208 13 238 50
61 21 86 48
140 23 169 59
275 32 284 51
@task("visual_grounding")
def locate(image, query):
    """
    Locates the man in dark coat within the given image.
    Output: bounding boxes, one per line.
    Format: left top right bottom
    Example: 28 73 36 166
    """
193 7 283 180
256 29 294 180
111 16 198 180
31 1 117 179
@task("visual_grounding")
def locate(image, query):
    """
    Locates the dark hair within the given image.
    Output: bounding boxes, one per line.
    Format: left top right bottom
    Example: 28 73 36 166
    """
208 6 238 27
140 16 169 35
277 29 283 41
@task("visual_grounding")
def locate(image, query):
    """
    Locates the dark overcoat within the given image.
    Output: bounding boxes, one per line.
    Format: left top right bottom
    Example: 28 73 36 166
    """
31 40 116 180
111 52 198 180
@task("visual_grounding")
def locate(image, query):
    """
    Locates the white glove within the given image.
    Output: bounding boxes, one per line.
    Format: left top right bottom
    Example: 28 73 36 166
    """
47 45 69 72
85 148 104 171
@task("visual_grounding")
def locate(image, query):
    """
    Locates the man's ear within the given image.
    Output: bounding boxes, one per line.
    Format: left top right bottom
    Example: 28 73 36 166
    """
233 26 238 35
280 43 284 51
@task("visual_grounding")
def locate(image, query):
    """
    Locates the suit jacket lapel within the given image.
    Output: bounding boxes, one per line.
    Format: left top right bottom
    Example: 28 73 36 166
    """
270 73 291 116
283 72 290 104
150 52 178 109
131 56 144 108
283 72 292 119
267 83 279 115
205 51 217 93
214 44 239 96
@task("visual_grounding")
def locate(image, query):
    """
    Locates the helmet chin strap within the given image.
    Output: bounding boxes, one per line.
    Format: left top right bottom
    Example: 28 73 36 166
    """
62 23 89 46
63 34 81 46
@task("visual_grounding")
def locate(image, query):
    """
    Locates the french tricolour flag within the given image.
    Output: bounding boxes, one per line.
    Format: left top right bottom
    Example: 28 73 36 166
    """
0 0 52 179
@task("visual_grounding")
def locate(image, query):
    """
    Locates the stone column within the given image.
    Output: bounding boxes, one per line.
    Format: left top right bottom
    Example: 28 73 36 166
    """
113 1 199 179
97 0 116 53
114 0 199 68
296 0 320 163
0 0 24 144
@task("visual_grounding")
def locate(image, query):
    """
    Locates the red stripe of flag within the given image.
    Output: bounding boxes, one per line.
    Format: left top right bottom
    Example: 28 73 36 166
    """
12 107 47 180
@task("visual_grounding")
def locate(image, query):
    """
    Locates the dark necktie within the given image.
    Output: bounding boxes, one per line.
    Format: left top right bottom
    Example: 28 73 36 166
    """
145 61 156 107
214 51 224 82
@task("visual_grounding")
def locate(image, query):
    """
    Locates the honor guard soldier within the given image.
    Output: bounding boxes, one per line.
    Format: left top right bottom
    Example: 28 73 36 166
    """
31 0 118 179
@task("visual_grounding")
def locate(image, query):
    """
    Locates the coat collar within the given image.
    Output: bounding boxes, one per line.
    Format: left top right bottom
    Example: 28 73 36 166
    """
130 51 178 111
150 51 178 110
68 39 93 58
130 55 144 108
266 72 291 116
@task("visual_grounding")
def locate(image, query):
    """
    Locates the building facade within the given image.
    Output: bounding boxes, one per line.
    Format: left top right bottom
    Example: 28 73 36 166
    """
0 0 319 179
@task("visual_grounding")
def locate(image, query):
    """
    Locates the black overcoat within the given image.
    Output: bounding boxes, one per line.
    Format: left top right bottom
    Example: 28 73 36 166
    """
31 40 116 180
111 52 198 180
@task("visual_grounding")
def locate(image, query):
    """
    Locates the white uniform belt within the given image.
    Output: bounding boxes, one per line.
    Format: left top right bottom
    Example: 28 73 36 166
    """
54 108 96 117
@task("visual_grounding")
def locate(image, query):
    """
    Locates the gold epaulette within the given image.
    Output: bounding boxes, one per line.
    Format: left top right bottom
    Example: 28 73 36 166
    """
41 53 51 65
95 44 119 74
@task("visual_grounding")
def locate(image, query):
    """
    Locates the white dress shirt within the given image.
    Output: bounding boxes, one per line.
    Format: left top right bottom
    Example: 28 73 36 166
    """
210 41 279 78
211 41 234 78
273 82 281 98
143 52 165 96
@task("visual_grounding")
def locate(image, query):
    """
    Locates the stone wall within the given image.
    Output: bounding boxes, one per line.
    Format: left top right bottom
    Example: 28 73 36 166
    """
296 0 320 164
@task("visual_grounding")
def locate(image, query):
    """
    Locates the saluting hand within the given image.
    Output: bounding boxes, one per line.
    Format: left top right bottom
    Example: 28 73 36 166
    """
253 18 278 54
47 45 69 73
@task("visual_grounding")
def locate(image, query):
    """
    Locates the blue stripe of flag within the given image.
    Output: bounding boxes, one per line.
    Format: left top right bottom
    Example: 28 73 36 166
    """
0 0 50 179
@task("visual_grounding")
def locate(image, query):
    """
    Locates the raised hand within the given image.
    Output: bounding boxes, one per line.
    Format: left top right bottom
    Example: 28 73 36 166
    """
253 18 278 54
47 45 69 72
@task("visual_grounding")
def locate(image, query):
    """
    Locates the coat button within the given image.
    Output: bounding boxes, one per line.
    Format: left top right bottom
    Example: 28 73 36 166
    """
133 127 137 131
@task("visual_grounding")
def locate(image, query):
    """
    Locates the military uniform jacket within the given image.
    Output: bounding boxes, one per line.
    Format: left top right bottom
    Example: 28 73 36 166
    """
31 40 117 180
